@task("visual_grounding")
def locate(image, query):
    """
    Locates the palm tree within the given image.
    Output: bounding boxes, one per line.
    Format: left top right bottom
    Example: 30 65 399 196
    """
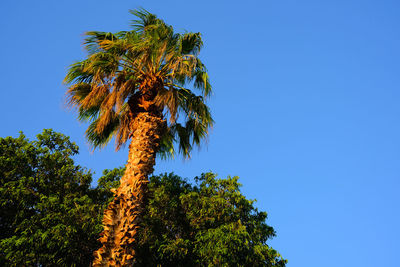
64 9 213 266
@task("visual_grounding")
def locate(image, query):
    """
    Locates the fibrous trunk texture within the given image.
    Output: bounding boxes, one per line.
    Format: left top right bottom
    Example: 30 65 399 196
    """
93 112 165 266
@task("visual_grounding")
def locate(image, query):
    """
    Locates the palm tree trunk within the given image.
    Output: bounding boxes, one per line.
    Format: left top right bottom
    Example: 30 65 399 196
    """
93 112 165 266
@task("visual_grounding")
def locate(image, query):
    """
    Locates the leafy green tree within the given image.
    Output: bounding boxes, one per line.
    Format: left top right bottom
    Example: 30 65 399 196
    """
140 172 286 266
0 130 286 266
0 129 102 266
64 8 213 265
100 170 287 266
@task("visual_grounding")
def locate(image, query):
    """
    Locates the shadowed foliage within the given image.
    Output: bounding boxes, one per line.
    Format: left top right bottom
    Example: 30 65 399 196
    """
0 130 101 266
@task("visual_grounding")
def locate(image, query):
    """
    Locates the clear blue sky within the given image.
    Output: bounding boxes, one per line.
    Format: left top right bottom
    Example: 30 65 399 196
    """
1 0 399 266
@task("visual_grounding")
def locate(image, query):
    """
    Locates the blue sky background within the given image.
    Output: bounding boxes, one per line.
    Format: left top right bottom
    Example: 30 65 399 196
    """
1 0 399 266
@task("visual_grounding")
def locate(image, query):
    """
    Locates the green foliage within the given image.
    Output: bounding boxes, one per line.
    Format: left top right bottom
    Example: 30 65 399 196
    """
0 129 102 266
0 130 286 266
134 173 287 266
95 166 124 203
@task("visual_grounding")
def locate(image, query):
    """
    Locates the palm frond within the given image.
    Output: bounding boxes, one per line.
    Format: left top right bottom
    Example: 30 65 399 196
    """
154 86 179 123
84 31 119 55
180 32 203 55
115 104 131 150
64 60 93 84
129 8 159 33
65 8 213 155
157 128 175 159
85 116 119 149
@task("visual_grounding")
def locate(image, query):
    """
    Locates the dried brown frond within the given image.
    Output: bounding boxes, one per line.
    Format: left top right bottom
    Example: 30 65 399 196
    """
95 108 116 134
98 39 114 50
65 83 91 108
115 110 132 151
155 87 178 123
116 79 136 112
100 90 118 111
81 85 109 109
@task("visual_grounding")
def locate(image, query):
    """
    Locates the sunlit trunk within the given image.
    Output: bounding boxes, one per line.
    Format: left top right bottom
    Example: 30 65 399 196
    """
93 112 165 266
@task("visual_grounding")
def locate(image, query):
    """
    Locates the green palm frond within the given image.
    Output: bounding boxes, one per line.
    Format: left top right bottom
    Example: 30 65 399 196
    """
180 32 203 55
129 8 159 33
86 116 119 149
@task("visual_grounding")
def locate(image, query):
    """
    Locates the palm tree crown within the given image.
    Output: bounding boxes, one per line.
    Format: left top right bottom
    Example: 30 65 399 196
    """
65 9 213 157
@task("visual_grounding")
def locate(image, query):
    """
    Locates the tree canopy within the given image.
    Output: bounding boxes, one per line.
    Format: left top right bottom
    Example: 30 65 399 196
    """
136 172 287 266
0 130 286 266
0 129 101 266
